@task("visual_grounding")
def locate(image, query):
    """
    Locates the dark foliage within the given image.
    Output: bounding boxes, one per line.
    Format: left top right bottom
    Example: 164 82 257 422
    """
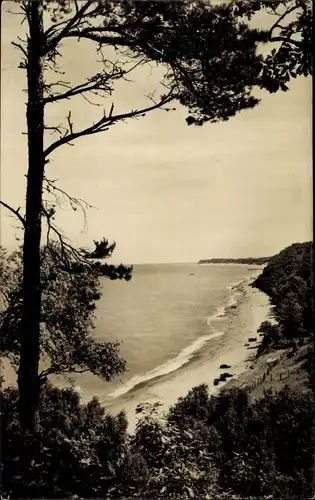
168 384 314 498
111 400 218 498
2 382 313 499
233 0 313 92
256 320 283 355
298 343 314 389
1 383 128 499
253 242 313 350
1 385 218 499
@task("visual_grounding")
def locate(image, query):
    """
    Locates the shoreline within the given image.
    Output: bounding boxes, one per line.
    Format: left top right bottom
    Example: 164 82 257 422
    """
104 276 248 401
105 273 271 433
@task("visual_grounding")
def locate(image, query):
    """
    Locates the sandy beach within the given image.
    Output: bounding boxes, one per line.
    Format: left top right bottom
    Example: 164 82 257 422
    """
106 273 271 433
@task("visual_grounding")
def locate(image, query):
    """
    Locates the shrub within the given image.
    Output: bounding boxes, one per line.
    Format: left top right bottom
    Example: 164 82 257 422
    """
111 400 219 498
2 381 312 499
1 383 128 499
167 384 314 498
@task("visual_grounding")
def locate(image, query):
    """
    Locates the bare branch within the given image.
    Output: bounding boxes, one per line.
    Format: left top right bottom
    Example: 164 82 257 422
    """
46 19 147 48
41 206 84 273
41 204 92 269
44 124 67 136
43 69 123 104
11 41 28 58
268 4 300 38
44 20 70 40
39 365 89 379
67 368 89 375
43 54 144 107
44 0 95 53
43 58 139 107
269 36 302 47
38 367 56 380
44 176 93 234
66 111 74 136
0 200 26 227
44 177 93 209
80 92 102 107
44 80 72 92
62 30 137 48
44 91 174 158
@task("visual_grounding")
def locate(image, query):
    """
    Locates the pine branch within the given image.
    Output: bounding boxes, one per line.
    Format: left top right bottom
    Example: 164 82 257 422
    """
0 200 26 227
41 203 132 281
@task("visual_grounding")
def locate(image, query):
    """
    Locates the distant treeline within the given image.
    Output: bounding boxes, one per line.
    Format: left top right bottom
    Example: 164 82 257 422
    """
198 257 272 265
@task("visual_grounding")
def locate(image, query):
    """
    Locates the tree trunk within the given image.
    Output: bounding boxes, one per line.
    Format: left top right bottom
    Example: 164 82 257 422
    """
18 0 45 431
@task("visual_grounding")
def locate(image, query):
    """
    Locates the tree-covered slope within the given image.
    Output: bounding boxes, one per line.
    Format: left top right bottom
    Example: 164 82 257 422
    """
253 242 312 296
253 242 313 338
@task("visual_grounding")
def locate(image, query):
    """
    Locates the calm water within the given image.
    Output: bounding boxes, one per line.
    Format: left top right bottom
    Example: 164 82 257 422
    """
64 263 258 402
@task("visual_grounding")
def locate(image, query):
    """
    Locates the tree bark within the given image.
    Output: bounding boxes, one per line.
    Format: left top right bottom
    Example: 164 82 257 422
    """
18 0 45 431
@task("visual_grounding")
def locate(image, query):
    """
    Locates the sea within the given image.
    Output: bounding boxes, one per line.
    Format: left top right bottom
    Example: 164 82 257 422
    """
55 263 260 406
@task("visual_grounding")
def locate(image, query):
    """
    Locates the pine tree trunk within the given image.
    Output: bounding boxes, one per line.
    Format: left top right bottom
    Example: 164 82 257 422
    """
18 0 45 431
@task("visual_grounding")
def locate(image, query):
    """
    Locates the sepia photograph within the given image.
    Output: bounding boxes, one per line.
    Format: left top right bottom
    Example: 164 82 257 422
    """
0 0 313 498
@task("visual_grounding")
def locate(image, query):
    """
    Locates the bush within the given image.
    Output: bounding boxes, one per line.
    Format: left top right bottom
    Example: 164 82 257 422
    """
2 381 313 499
1 383 128 499
111 401 219 498
167 384 314 498
2 386 219 499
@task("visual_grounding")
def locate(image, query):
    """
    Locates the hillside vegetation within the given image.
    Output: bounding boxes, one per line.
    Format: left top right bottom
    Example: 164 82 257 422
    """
253 242 313 356
2 382 313 499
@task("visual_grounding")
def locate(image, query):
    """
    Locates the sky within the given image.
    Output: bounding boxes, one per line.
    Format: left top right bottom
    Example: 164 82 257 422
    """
0 2 312 264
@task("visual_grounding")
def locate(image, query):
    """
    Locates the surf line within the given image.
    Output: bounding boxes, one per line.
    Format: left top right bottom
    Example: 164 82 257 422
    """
108 330 224 400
